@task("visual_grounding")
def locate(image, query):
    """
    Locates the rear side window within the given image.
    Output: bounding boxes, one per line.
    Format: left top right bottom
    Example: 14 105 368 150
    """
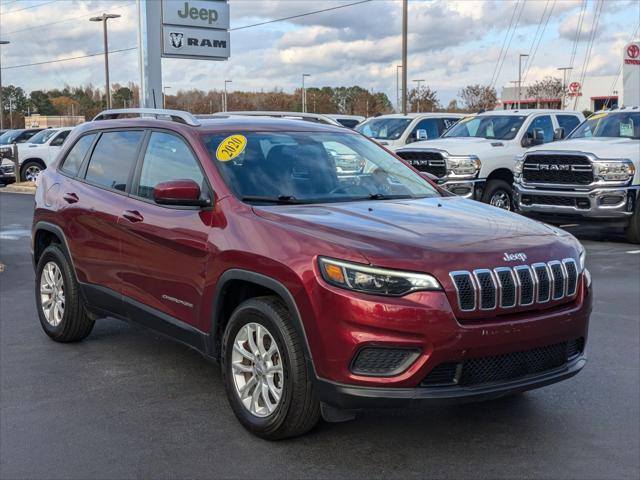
60 134 97 176
84 131 144 192
557 115 580 135
136 132 205 200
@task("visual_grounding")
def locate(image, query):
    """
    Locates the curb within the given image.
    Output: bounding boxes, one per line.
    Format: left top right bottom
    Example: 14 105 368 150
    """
0 184 36 195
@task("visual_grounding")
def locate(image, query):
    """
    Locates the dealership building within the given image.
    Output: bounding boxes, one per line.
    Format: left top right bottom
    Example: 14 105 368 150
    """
498 41 639 112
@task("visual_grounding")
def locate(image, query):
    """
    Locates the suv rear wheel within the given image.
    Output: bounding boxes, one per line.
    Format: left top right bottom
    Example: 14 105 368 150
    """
482 179 513 211
221 296 320 439
35 244 95 342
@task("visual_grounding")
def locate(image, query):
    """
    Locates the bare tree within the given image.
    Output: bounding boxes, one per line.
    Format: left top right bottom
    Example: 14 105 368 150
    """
408 85 439 112
458 84 497 112
526 76 564 106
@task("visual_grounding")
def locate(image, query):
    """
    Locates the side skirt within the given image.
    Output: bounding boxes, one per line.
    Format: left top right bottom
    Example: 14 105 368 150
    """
79 282 214 359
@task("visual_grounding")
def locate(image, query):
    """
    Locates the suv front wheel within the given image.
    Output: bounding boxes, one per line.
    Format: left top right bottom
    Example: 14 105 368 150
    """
35 244 95 342
221 296 320 439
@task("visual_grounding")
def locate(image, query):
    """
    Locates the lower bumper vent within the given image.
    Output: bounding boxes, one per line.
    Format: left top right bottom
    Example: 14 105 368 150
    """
421 338 584 388
350 347 420 377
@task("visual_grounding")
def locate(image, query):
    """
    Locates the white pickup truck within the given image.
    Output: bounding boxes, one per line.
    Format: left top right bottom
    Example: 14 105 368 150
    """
514 108 640 243
0 127 73 182
355 113 464 151
395 109 584 209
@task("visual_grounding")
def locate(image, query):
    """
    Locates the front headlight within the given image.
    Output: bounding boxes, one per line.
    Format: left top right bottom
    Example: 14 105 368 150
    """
579 246 586 271
447 155 481 177
593 160 635 182
514 154 525 175
318 257 442 296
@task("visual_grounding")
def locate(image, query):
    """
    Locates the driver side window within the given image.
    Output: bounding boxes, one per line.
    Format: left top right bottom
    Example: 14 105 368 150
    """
136 132 206 201
525 115 554 143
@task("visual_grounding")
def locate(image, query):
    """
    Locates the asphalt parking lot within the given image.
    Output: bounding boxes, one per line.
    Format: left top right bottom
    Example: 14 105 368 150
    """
1 191 639 480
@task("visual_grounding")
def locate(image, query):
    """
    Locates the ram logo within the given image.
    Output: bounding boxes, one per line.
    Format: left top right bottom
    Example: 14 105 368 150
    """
169 32 184 49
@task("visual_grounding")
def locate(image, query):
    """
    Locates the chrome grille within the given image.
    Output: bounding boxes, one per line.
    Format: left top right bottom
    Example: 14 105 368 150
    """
396 151 447 178
449 258 579 313
522 154 593 185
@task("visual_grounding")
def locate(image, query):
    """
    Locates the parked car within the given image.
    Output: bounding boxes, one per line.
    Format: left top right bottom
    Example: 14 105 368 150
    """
325 114 365 129
0 128 46 184
12 127 74 182
205 111 342 126
32 108 591 439
355 113 464 150
514 107 640 243
395 109 584 207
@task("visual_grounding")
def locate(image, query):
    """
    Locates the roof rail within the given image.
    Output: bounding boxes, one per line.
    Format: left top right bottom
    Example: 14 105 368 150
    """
92 108 201 126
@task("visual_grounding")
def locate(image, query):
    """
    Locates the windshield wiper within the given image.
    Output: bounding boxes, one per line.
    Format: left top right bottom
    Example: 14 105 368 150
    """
367 193 414 200
242 195 307 205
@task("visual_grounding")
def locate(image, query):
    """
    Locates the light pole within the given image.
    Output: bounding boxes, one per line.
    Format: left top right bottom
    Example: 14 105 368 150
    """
0 40 9 131
396 65 402 113
301 74 311 112
557 66 573 110
517 53 529 109
90 13 121 109
163 86 171 109
412 79 425 112
224 80 232 112
401 0 408 115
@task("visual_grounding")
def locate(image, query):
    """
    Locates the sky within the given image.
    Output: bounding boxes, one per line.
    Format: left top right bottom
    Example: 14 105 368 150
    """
0 0 638 108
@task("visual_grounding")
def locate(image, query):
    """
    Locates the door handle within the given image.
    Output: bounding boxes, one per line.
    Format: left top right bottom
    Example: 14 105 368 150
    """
122 210 144 223
62 192 79 204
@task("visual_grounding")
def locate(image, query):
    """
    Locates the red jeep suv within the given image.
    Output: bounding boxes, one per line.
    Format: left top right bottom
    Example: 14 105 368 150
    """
32 109 591 439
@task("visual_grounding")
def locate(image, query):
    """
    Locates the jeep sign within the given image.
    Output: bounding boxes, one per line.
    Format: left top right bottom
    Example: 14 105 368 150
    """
162 26 230 59
162 0 229 30
161 0 230 60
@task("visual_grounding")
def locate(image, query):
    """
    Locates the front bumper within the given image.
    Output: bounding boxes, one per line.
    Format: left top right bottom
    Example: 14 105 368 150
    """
316 354 586 408
0 161 17 183
438 178 485 200
515 183 639 220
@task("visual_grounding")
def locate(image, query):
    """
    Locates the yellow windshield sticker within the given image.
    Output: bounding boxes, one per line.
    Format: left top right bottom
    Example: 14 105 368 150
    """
589 112 609 121
216 135 247 162
459 116 474 124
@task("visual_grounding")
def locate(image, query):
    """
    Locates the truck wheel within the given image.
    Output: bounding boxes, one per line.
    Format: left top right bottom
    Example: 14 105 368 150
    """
20 160 45 182
482 179 514 211
625 204 640 244
35 245 95 342
222 296 320 439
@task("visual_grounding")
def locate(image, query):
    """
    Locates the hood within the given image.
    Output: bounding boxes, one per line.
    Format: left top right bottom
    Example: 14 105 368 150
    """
397 137 511 157
253 196 579 274
527 137 639 160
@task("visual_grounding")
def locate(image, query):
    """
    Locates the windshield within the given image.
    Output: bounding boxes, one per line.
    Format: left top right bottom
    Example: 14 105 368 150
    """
203 131 440 204
355 118 412 140
443 115 526 140
569 111 640 140
27 129 58 144
0 130 20 145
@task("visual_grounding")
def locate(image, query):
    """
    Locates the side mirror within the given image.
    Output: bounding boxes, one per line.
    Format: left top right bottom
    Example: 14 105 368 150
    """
153 179 209 207
416 129 428 141
532 128 545 145
553 127 565 140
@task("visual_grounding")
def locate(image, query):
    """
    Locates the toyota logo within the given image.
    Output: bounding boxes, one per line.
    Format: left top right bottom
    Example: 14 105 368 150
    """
628 44 640 59
569 82 581 93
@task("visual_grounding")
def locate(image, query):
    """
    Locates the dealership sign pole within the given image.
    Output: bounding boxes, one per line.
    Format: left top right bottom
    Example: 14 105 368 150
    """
137 0 230 108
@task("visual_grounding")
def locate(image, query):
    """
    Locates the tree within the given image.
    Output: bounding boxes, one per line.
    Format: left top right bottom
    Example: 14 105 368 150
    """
408 85 439 112
1 85 29 114
29 90 58 115
458 84 497 112
526 76 564 105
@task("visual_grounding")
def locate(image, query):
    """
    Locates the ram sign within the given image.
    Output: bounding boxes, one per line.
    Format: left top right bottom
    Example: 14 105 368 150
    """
161 0 230 60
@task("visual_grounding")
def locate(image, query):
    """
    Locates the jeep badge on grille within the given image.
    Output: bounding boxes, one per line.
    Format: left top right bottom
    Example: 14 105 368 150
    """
503 252 528 262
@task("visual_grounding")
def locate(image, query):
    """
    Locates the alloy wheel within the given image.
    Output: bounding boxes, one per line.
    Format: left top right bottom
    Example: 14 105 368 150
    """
24 165 42 182
231 322 284 418
490 190 512 211
40 261 65 327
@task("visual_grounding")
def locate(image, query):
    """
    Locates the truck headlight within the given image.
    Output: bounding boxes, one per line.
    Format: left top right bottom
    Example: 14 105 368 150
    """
319 257 441 296
593 160 635 182
514 155 525 176
446 155 481 177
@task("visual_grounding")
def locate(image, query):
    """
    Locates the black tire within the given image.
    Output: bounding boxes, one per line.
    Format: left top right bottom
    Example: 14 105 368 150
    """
20 160 45 182
221 296 320 440
35 244 95 342
625 203 640 244
482 179 514 211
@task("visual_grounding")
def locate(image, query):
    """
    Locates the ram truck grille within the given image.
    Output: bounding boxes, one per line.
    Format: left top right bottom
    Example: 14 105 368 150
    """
396 151 446 178
449 258 578 314
522 154 593 185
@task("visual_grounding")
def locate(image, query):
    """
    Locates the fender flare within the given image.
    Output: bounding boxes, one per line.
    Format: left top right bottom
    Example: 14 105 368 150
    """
210 269 316 375
32 221 77 279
